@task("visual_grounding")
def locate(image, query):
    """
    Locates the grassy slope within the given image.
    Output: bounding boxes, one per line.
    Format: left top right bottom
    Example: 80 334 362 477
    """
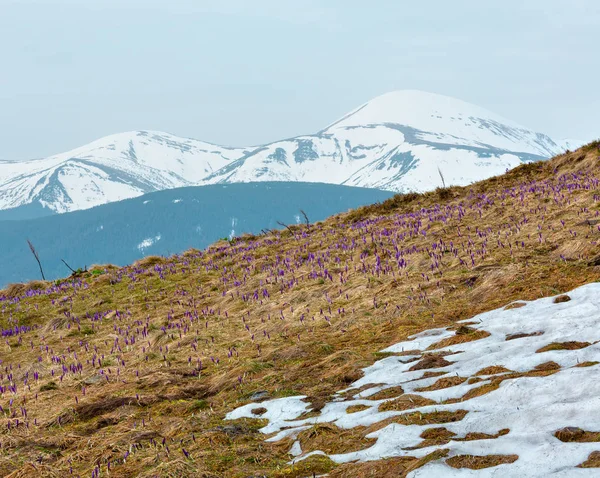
0 141 599 477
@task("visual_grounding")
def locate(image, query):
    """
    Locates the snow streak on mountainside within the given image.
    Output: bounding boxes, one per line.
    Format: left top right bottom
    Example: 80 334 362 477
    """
0 91 571 214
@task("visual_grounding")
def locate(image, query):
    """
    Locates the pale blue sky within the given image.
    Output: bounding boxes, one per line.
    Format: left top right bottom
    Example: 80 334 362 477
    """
1 0 598 159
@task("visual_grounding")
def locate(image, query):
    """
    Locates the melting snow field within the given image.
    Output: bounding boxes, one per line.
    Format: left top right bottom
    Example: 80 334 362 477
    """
227 283 600 476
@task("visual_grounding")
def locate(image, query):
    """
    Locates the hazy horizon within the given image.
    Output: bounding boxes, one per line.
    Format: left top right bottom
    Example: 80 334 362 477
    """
1 0 598 160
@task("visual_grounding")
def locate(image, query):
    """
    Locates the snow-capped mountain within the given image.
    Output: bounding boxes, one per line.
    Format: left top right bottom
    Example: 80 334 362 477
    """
0 90 569 214
0 132 248 213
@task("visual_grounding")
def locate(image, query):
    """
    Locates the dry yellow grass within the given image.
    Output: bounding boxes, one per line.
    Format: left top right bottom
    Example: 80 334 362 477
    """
536 341 591 353
377 394 437 412
578 451 600 468
0 144 598 476
414 376 467 392
446 454 518 469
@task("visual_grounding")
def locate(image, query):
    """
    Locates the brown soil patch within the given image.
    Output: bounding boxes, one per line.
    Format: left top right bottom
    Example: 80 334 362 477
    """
455 325 476 335
446 454 518 469
409 354 452 371
553 294 571 303
415 376 467 392
536 341 591 353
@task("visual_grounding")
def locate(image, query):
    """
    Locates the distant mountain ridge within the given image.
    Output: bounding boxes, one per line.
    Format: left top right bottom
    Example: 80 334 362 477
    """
0 182 394 286
0 90 575 215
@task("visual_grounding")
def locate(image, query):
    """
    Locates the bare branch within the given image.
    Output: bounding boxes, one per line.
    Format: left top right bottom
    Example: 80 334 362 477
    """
61 259 76 273
27 239 46 281
300 209 310 228
437 167 446 189
276 220 296 236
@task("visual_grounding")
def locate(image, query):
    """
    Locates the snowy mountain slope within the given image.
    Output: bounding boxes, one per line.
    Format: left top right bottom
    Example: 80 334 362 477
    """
203 91 565 192
0 90 567 214
0 131 248 213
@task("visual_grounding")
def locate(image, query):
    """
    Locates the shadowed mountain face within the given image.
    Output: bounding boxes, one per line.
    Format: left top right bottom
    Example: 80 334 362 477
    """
0 91 569 217
0 182 394 286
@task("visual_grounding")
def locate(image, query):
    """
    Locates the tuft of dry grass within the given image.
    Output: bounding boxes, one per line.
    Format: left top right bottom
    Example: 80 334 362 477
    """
455 429 510 441
388 409 468 426
427 330 490 350
576 361 599 367
346 404 371 414
446 454 518 469
415 376 467 392
133 255 166 268
536 341 591 353
421 427 457 440
409 354 453 371
367 386 405 400
378 394 437 412
272 453 337 477
475 365 512 375
504 302 526 310
329 449 449 478
578 451 600 468
505 331 544 341
459 380 502 401
297 423 376 455
554 427 600 443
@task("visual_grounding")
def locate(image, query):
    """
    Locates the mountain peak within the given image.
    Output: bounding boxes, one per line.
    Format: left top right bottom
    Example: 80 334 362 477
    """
327 89 523 132
1 91 565 215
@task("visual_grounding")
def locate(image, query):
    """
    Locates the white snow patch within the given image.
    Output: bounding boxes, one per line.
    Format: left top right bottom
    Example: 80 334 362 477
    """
227 283 600 476
137 234 161 252
229 217 238 240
